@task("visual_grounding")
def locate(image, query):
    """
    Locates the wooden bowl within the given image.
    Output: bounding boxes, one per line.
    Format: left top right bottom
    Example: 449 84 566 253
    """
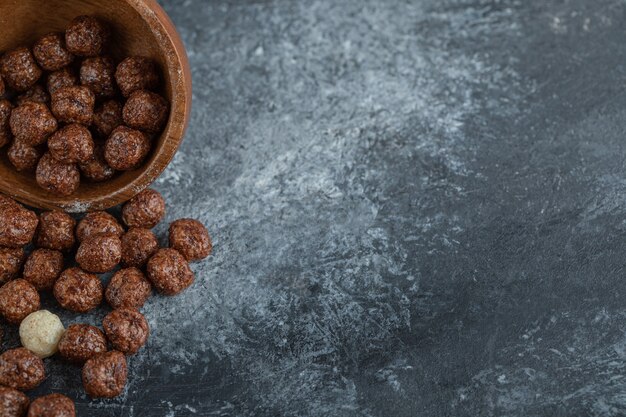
0 0 191 212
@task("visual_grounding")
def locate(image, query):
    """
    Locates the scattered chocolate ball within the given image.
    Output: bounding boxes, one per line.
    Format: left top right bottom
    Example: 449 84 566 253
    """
115 56 159 97
27 393 75 417
103 308 149 355
0 247 25 284
16 84 50 106
122 188 165 229
169 218 213 262
23 249 64 291
0 99 12 148
0 348 45 391
0 385 30 417
106 267 152 309
65 16 109 57
58 324 107 364
92 99 122 138
120 228 159 267
104 126 150 170
0 279 40 324
35 152 80 196
53 267 102 313
47 67 77 94
36 211 76 252
146 248 194 296
9 101 57 145
0 47 42 92
7 139 42 172
80 55 116 99
48 123 94 164
82 351 127 398
75 234 122 273
79 145 115 182
0 199 38 248
123 90 169 133
50 85 95 125
76 211 123 242
33 32 74 71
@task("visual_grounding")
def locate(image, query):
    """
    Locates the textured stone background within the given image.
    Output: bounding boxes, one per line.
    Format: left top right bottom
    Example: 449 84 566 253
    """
10 0 626 415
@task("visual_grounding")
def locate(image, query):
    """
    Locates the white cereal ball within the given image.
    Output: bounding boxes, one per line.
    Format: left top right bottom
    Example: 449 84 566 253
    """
19 310 65 358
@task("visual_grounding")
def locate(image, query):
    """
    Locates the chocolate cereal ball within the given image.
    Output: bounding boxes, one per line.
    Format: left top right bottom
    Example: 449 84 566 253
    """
169 219 213 262
9 102 57 145
36 152 80 196
76 211 123 242
93 100 122 138
47 67 77 94
103 308 149 355
0 99 12 148
82 351 127 398
0 386 29 417
79 145 115 182
7 139 42 172
115 57 159 97
65 16 109 57
121 189 165 229
80 56 116 99
0 279 40 324
23 249 64 291
48 124 94 164
53 267 102 313
120 228 158 267
0 47 42 92
106 268 152 309
0 348 45 391
0 247 25 284
50 85 95 125
104 126 150 171
58 324 107 364
36 211 76 252
146 248 194 296
76 234 122 273
33 32 74 71
0 200 38 248
16 84 50 106
123 90 169 133
27 394 75 417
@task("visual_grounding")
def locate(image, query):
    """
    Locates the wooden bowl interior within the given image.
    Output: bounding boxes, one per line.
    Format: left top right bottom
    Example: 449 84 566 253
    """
0 0 186 212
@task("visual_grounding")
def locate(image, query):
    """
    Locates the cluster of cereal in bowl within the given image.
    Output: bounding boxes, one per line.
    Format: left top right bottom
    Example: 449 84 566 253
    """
0 15 170 196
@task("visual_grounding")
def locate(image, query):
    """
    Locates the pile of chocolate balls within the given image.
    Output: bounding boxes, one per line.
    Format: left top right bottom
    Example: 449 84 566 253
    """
0 15 170 196
0 188 212 416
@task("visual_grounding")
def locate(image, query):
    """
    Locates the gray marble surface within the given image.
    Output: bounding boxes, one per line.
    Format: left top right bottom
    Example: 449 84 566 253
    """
12 0 626 415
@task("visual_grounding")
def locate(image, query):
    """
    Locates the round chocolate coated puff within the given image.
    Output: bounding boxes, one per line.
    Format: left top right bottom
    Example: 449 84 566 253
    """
53 268 102 313
58 324 107 364
0 247 25 284
8 140 42 172
169 219 213 262
65 15 109 57
75 234 122 273
80 56 116 99
27 393 75 417
0 279 40 324
0 348 45 391
92 99 122 138
48 124 94 164
121 189 165 229
115 57 159 97
23 249 64 291
0 198 38 248
50 85 95 125
105 267 152 309
104 126 150 171
103 307 149 355
36 211 76 252
47 67 77 94
16 84 50 106
9 102 57 145
146 248 194 296
82 351 127 398
76 211 123 242
0 385 29 417
122 90 169 133
120 228 159 268
33 32 74 71
79 145 116 182
0 47 42 92
35 152 80 196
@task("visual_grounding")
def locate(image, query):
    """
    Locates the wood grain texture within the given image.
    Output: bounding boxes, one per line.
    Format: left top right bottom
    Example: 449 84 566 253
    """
0 0 191 212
